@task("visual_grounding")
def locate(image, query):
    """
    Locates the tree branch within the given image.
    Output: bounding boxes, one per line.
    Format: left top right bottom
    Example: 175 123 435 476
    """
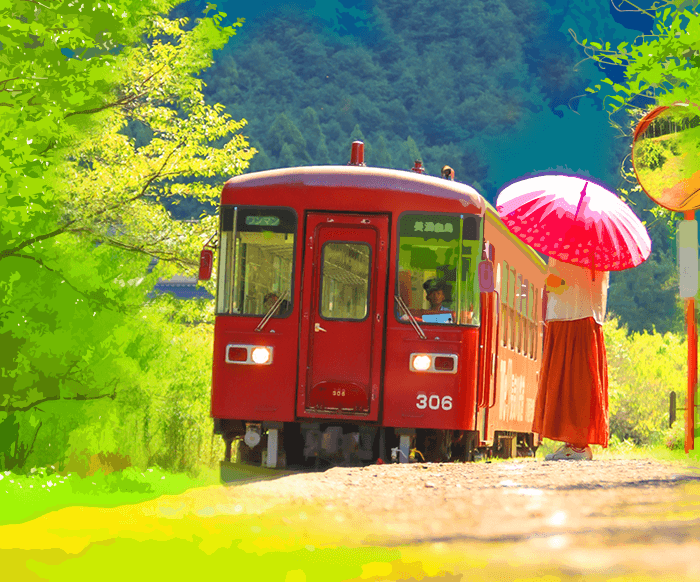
4 391 117 414
64 65 166 119
6 253 142 311
64 93 139 119
610 0 659 20
21 421 43 467
86 140 187 223
0 77 23 90
89 233 198 270
0 224 73 262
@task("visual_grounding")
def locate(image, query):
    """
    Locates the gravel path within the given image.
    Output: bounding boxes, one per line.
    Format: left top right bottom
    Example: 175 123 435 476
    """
212 458 700 577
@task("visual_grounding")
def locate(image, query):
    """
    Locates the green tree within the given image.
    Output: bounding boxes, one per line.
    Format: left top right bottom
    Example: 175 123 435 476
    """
607 250 682 335
0 2 251 470
267 112 310 165
316 135 332 165
248 145 273 172
300 106 325 159
278 143 298 167
374 134 393 168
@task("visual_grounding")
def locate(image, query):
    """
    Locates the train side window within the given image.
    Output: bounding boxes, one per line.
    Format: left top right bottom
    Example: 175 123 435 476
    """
501 261 509 347
217 206 296 317
320 242 371 320
509 267 516 351
516 273 523 353
521 277 529 356
532 289 538 360
528 282 535 359
537 289 547 354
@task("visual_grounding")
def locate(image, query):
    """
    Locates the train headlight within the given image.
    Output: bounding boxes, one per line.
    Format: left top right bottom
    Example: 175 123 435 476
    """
411 354 431 371
225 344 273 365
251 347 272 365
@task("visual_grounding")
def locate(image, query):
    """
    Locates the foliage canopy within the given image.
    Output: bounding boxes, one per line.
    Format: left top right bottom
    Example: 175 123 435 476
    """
1 0 250 471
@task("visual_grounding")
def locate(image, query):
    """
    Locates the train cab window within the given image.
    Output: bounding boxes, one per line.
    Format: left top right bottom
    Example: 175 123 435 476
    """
396 212 482 326
320 242 371 320
216 206 296 316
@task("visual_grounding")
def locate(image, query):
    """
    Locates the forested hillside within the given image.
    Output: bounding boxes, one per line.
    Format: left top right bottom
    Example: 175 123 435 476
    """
198 0 616 186
169 0 681 335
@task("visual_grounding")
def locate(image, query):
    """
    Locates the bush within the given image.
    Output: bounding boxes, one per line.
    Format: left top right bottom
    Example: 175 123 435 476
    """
662 421 686 450
604 318 687 446
635 137 667 170
8 298 221 476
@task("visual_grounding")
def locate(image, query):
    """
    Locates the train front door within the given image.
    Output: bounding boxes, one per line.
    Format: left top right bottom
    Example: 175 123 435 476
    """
297 213 389 420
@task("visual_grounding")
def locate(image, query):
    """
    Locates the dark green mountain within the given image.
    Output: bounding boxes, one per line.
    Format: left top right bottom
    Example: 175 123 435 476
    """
171 0 682 335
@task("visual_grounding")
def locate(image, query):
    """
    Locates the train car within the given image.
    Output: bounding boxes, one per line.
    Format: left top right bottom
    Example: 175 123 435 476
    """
199 142 546 474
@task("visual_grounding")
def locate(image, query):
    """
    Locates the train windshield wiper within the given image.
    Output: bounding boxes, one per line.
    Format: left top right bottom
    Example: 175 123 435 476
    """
255 289 289 332
395 295 426 340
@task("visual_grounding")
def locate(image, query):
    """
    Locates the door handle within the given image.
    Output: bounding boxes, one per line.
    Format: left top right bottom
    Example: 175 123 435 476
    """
314 323 327 332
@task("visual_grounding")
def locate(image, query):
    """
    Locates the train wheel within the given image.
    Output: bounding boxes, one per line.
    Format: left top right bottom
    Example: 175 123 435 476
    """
451 430 479 462
517 433 539 458
422 429 451 462
492 431 517 459
235 437 264 465
282 423 305 468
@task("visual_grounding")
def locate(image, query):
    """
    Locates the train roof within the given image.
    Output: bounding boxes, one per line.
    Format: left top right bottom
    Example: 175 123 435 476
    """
222 166 486 216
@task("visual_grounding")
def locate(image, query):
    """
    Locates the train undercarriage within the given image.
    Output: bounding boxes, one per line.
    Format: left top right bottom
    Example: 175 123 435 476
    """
214 419 538 478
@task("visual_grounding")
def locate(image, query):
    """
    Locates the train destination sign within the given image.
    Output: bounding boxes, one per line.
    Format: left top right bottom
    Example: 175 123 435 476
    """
245 215 281 226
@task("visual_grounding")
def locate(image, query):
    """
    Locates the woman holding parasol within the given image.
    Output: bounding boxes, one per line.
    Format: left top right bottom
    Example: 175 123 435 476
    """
497 174 651 460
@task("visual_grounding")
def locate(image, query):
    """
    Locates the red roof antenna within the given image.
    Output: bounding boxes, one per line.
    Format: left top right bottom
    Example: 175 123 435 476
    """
349 141 365 166
411 160 425 174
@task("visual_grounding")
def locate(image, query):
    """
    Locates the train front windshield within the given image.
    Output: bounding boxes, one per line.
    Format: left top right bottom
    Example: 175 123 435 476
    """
216 206 296 316
396 212 482 326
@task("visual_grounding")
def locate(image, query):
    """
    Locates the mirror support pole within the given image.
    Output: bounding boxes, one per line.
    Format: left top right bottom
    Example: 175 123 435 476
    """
685 210 697 454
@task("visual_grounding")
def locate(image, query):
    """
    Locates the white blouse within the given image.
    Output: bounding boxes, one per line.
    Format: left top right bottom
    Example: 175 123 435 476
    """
545 258 609 325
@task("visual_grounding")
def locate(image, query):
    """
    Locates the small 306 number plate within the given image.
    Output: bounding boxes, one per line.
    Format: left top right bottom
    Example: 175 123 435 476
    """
416 393 453 411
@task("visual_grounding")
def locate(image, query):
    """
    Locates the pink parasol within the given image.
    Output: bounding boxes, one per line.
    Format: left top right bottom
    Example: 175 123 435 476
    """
496 174 651 271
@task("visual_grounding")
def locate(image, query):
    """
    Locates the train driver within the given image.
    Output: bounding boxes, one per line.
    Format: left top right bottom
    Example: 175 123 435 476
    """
423 279 451 311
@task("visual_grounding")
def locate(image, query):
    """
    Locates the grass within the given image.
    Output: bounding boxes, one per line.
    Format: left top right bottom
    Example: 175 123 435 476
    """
0 461 306 527
0 465 220 526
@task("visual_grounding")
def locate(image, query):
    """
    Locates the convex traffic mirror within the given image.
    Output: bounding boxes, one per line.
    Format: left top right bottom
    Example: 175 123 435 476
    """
632 103 700 212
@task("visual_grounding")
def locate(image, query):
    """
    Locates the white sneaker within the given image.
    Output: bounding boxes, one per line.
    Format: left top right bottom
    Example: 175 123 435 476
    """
544 444 592 461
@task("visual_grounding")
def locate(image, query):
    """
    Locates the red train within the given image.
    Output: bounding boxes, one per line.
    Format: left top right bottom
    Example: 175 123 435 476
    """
199 143 546 475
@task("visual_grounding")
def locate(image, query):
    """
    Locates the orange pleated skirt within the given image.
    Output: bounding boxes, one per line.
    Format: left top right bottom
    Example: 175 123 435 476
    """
532 317 609 448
